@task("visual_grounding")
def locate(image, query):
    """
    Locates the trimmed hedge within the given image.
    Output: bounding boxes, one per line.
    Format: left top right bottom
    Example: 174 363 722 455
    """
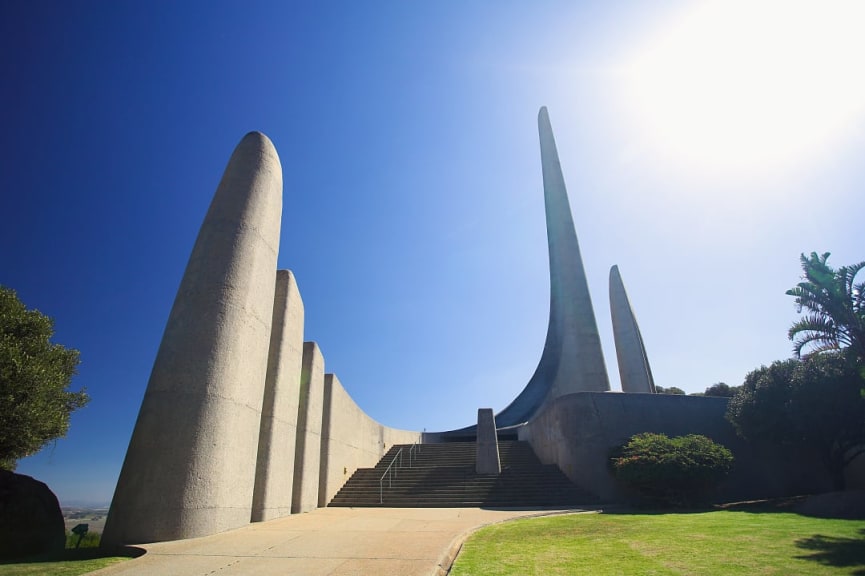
610 433 734 507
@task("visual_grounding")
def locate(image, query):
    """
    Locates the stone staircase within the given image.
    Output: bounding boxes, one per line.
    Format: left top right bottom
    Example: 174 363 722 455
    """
328 440 598 507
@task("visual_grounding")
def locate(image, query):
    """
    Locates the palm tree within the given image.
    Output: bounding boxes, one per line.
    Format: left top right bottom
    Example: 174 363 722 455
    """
787 252 865 360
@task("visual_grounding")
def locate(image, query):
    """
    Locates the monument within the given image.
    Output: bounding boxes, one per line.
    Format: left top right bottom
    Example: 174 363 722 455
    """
104 108 679 546
102 132 419 546
103 132 283 545
433 106 610 440
609 265 656 393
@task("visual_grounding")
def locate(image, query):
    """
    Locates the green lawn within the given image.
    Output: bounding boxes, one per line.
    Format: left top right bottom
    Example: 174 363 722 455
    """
0 549 131 576
450 510 865 575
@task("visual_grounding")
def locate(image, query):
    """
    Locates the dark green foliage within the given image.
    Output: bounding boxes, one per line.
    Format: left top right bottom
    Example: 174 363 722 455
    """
727 352 865 490
0 287 88 470
787 252 865 360
704 382 740 397
609 433 733 507
654 385 686 395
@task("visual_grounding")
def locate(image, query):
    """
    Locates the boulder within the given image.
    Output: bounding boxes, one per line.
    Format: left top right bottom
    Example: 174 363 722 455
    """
0 470 66 559
795 490 865 519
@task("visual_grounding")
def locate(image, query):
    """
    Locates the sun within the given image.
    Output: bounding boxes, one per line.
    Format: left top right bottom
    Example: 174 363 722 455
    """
619 0 865 177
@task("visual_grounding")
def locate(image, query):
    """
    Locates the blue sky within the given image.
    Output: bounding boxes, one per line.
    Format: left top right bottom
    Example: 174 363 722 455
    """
3 1 863 506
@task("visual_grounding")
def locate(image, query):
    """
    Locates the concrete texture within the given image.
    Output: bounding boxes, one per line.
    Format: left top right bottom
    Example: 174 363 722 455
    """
292 342 325 514
435 107 609 441
475 409 501 474
318 374 420 507
609 265 656 393
94 507 592 576
103 131 282 545
520 392 833 502
253 270 305 522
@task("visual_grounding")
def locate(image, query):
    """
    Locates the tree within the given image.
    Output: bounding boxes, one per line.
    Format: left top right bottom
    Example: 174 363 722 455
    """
655 385 685 395
787 252 865 360
726 352 865 490
703 382 740 397
609 433 733 507
0 287 88 470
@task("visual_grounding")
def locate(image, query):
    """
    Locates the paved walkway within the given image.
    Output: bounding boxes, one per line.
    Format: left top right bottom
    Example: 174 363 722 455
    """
89 507 595 576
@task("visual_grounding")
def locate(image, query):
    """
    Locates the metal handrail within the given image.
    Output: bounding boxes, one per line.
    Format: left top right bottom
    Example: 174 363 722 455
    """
379 448 403 504
408 437 422 467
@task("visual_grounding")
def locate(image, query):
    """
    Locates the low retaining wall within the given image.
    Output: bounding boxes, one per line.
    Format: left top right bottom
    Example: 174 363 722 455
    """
519 392 832 502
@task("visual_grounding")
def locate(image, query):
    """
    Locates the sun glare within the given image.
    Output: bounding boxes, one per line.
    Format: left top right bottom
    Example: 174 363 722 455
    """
620 0 865 177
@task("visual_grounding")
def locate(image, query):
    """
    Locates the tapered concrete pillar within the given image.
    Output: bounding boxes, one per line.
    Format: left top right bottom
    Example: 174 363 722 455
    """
103 132 283 545
476 409 501 474
610 265 656 393
292 342 325 513
252 270 305 522
492 107 610 428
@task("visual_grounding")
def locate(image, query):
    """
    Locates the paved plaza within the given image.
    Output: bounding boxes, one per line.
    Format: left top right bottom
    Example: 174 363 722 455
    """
91 506 594 576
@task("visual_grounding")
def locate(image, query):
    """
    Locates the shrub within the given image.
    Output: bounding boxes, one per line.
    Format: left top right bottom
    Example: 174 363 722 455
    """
66 530 101 549
609 433 734 507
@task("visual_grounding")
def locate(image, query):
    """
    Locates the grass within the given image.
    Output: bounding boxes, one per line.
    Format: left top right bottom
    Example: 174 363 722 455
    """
65 530 102 549
450 510 865 575
0 532 136 576
0 550 130 576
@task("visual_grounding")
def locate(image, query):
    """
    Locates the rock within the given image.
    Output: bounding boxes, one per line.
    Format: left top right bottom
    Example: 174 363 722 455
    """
0 470 66 559
795 490 865 519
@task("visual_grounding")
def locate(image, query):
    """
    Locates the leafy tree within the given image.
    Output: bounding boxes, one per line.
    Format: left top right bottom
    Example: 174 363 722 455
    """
704 382 740 397
0 287 88 470
609 433 733 507
655 385 685 395
726 352 865 490
787 252 865 360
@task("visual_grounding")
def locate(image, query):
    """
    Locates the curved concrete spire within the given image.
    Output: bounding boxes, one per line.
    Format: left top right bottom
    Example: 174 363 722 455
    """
609 265 656 393
103 132 283 545
495 107 609 424
436 108 609 439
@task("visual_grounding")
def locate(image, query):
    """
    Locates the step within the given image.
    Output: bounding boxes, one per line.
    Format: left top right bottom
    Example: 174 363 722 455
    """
329 440 598 508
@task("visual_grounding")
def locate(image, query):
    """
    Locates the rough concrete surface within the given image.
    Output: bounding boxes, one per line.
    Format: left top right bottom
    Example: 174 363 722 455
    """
93 507 592 576
520 391 833 502
103 131 283 545
292 342 326 513
609 265 655 393
318 374 420 506
253 269 305 522
475 409 501 474
436 107 610 440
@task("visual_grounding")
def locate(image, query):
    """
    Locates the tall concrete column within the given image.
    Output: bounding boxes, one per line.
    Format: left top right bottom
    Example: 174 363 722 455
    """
252 270 305 522
609 265 656 393
103 132 283 545
317 373 340 508
292 342 325 513
492 107 610 429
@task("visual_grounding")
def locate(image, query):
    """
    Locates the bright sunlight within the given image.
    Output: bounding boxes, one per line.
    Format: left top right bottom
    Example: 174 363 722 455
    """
620 0 865 177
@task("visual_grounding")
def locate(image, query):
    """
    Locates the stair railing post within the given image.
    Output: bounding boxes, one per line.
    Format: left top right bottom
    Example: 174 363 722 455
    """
379 447 403 504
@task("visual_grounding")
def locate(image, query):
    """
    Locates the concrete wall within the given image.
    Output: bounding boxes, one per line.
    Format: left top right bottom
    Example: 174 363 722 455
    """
520 392 832 502
292 342 325 514
252 270 305 522
318 374 421 506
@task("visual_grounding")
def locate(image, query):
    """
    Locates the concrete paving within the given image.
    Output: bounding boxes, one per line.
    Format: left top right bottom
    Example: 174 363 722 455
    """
90 506 595 576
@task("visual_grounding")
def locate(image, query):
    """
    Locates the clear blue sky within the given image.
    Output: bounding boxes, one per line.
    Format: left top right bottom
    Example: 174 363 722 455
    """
3 1 863 506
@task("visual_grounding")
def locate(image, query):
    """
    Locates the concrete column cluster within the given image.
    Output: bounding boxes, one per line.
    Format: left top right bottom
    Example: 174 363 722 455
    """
103 133 419 547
